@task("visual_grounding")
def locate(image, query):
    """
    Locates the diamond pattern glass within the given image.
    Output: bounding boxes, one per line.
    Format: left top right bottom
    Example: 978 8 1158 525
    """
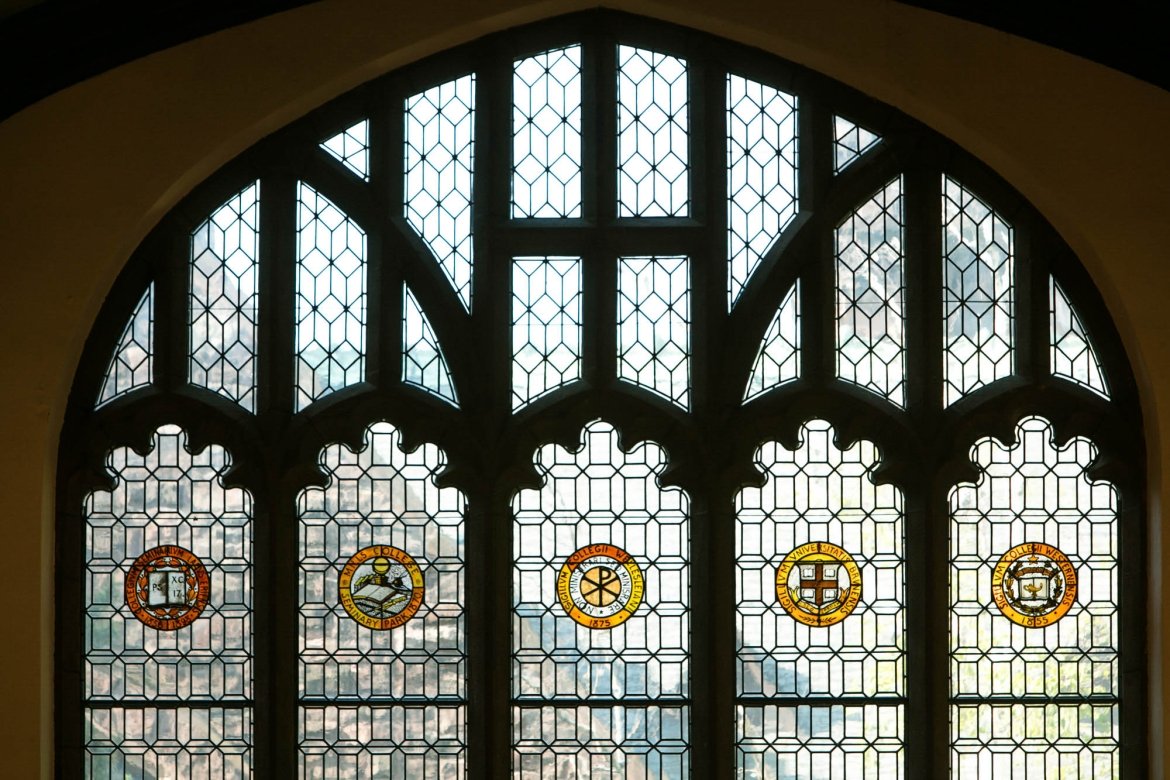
405 75 476 311
402 285 458 406
744 281 800 402
943 176 1014 405
949 416 1118 776
512 420 690 767
513 46 582 218
97 283 153 407
727 74 798 308
189 181 259 411
737 704 903 779
833 116 880 174
295 182 367 410
835 176 905 406
298 422 465 771
512 257 582 410
617 256 690 408
321 119 370 181
1050 278 1109 398
617 46 688 217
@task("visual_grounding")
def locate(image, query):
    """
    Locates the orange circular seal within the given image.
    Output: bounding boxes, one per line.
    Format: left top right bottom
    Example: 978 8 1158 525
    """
338 545 425 630
775 542 862 628
992 542 1077 628
557 543 645 630
124 545 211 631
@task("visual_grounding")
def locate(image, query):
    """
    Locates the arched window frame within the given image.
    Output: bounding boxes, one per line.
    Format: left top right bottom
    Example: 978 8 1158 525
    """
55 11 1147 777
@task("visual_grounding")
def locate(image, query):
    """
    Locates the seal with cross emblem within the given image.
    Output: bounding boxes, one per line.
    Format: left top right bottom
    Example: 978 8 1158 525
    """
775 542 862 627
557 543 645 629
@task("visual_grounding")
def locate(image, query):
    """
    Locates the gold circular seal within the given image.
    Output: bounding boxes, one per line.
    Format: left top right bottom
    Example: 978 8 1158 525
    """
991 542 1077 628
775 542 862 627
557 544 645 630
338 545 425 630
124 545 211 631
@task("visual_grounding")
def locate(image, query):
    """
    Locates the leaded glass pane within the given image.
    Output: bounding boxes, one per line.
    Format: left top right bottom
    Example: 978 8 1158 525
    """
835 176 905 406
513 46 582 218
299 705 465 778
298 422 466 701
405 75 476 311
736 704 903 779
295 182 366 410
512 420 690 767
951 703 1117 779
617 46 688 217
617 256 690 409
97 283 153 407
84 425 252 702
1050 278 1109 398
744 281 800 402
833 116 880 174
513 705 689 778
735 419 904 698
189 181 259 411
727 74 798 308
949 417 1118 775
321 119 370 181
85 706 251 779
943 176 1013 405
402 285 458 405
512 257 582 410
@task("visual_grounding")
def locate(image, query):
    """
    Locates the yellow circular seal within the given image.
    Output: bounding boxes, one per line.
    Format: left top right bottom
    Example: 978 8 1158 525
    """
124 545 211 631
557 544 645 630
338 545 425 630
991 542 1077 628
775 542 862 627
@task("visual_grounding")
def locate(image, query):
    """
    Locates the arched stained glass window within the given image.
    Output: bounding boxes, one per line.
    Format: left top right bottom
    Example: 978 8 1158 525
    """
58 11 1145 778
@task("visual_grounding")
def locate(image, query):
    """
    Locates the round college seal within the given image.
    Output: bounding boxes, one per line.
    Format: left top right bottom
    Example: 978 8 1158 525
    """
991 542 1077 628
338 545 424 630
775 542 862 627
124 545 211 631
557 544 645 629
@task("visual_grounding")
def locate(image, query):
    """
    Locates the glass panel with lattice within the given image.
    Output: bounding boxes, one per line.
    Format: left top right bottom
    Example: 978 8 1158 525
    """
84 425 252 771
512 420 690 769
949 416 1118 777
943 176 1013 405
744 281 800 402
402 285 458 405
833 116 880 174
835 176 905 406
405 75 476 311
617 256 690 408
737 704 903 779
298 422 466 776
734 419 904 776
512 257 581 410
513 46 582 218
727 74 798 308
1050 278 1109 398
513 705 688 778
295 182 367 410
617 46 688 217
97 283 153 407
85 706 251 779
190 182 259 411
321 119 370 181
